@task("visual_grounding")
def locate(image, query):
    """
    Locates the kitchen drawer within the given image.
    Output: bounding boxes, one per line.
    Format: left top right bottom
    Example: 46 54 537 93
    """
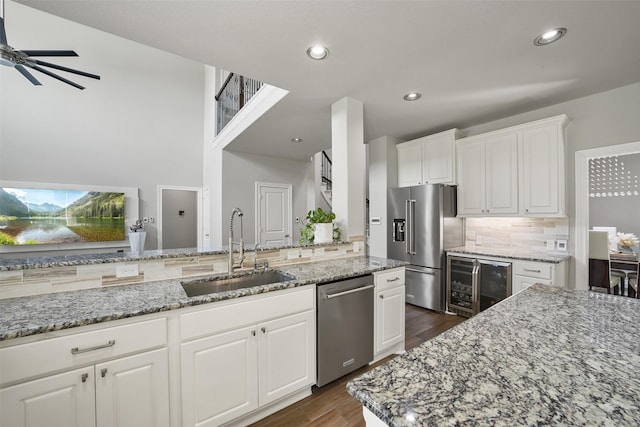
0 318 167 386
180 286 314 341
513 262 552 280
374 268 405 292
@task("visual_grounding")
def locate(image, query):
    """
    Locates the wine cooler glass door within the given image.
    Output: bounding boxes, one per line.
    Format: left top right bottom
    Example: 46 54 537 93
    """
447 256 475 316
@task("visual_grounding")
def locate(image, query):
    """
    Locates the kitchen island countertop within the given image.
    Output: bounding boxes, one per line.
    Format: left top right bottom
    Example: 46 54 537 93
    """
347 285 640 426
0 256 405 341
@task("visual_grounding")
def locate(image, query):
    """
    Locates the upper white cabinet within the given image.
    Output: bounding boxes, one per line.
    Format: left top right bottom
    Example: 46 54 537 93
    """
457 132 518 215
520 122 565 215
397 129 462 187
457 115 568 217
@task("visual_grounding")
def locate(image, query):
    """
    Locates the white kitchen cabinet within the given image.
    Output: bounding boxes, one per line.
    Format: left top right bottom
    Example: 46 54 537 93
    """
397 129 461 187
457 115 568 217
0 319 170 427
373 268 405 362
397 139 423 187
520 122 566 216
181 325 258 427
512 260 567 294
1 367 96 427
95 349 170 427
457 132 518 215
180 287 315 427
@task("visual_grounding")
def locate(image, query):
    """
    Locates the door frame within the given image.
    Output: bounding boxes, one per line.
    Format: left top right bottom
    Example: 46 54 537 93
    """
574 141 640 289
255 182 293 246
157 185 202 250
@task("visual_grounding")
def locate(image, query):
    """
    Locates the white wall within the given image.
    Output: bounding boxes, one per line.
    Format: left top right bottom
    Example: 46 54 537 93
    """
221 151 312 245
367 135 399 258
0 2 205 251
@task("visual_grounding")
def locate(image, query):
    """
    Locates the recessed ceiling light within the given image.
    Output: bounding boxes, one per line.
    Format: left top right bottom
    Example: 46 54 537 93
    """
403 92 422 101
306 45 329 60
534 27 567 46
291 137 303 143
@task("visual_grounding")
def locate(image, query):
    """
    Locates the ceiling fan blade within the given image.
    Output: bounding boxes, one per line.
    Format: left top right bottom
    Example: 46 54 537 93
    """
0 17 7 45
15 65 42 86
19 50 78 57
34 59 100 80
28 64 85 90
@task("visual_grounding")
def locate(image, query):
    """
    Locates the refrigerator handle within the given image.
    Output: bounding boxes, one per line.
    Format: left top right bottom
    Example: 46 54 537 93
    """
405 199 410 255
408 200 416 255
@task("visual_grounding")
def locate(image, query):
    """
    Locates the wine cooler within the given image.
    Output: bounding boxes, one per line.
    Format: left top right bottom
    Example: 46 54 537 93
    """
447 255 512 317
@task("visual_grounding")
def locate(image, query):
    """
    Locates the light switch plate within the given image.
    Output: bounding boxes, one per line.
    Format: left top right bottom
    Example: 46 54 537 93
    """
557 239 568 252
116 264 139 278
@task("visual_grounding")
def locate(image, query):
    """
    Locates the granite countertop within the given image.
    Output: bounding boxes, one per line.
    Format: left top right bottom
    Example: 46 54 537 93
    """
347 285 640 426
0 256 406 341
446 246 571 263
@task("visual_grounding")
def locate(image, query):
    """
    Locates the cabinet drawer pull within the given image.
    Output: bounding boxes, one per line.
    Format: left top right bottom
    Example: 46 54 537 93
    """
523 268 541 273
71 340 116 355
101 368 108 378
386 277 400 282
81 373 89 383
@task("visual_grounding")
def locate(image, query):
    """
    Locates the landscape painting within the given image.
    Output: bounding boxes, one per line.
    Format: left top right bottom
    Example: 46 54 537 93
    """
0 187 125 245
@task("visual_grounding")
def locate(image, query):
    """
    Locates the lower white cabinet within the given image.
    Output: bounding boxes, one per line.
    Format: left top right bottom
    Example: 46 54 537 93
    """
373 268 405 361
180 288 315 427
512 260 567 294
1 348 169 427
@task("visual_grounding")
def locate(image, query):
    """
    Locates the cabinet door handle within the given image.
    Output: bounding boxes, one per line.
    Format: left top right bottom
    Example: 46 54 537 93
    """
251 330 256 336
261 327 266 334
523 268 541 273
379 294 384 299
101 368 108 378
71 340 115 355
525 209 529 212
81 373 89 383
386 277 400 282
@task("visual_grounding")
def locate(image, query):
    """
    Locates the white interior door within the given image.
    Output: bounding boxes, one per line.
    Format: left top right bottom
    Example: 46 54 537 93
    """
256 182 292 247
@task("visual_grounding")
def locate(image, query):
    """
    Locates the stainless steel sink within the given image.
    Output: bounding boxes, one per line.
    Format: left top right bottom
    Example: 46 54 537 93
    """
181 270 295 297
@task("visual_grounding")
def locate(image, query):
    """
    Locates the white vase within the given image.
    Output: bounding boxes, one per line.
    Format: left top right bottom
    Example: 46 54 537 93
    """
129 231 146 254
314 223 333 244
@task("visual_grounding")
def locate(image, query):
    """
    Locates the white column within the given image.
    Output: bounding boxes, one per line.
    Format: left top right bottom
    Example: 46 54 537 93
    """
368 136 400 257
203 65 223 247
331 97 365 242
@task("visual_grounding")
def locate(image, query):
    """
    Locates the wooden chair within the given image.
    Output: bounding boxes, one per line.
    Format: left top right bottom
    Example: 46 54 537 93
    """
589 231 626 294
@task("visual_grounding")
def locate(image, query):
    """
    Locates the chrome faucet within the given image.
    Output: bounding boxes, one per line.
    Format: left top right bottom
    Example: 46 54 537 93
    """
228 208 245 273
253 243 269 271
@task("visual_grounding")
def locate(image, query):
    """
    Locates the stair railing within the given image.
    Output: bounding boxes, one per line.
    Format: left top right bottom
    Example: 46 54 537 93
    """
321 151 332 192
215 73 263 134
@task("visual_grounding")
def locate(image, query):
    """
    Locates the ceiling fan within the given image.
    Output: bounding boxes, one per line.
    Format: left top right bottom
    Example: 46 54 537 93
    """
0 0 100 90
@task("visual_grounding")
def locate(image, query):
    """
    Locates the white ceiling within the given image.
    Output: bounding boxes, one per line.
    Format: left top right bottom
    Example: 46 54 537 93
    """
14 0 640 161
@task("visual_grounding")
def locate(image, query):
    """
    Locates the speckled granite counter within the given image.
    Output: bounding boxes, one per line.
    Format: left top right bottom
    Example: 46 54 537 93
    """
0 256 405 341
347 285 640 426
447 246 570 263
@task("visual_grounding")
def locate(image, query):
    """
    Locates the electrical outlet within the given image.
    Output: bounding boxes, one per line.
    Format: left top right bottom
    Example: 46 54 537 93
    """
295 217 300 223
116 264 139 278
546 240 555 251
143 217 149 223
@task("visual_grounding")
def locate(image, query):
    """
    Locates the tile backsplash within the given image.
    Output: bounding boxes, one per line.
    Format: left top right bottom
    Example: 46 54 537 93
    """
464 217 569 253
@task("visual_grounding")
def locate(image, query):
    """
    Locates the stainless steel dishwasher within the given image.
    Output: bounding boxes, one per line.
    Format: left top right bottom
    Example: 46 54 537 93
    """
316 275 374 387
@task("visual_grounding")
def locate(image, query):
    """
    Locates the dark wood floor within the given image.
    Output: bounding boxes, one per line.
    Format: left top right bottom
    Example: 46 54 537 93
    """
250 304 466 427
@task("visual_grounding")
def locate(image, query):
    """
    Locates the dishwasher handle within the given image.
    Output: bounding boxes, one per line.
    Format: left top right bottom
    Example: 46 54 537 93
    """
325 284 374 299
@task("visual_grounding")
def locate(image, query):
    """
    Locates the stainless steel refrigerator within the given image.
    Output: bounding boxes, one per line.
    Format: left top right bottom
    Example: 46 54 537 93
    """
387 184 464 311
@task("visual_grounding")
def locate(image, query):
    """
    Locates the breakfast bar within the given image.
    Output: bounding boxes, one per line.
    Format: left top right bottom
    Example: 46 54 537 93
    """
347 284 640 426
